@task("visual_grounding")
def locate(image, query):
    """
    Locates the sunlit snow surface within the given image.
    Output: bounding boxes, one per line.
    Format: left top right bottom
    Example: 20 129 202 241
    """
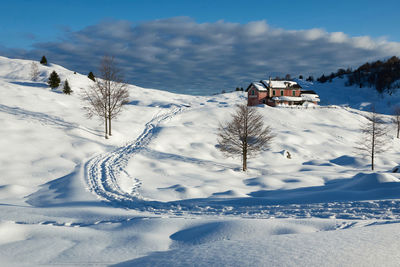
1 56 400 266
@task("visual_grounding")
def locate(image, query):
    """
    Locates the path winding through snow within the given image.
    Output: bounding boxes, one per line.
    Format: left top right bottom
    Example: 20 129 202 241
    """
85 105 186 205
84 105 400 220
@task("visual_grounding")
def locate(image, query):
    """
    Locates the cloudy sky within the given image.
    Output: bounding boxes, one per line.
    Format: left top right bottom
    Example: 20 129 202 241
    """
1 0 400 94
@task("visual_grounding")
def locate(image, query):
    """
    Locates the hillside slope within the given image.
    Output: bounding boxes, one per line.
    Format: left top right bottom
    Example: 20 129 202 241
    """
1 56 400 265
298 77 400 114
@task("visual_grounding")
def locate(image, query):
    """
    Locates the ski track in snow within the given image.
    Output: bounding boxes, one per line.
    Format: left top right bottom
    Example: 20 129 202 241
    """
85 106 186 205
84 105 400 220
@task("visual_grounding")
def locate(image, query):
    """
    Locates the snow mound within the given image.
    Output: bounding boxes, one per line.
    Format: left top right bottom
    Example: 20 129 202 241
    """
169 220 319 246
0 221 27 245
330 155 365 167
339 172 400 191
391 165 400 173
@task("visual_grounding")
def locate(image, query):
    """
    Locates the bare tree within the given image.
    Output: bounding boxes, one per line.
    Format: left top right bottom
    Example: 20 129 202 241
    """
82 56 129 139
30 61 40 81
394 106 400 138
356 108 388 170
82 76 108 138
217 104 274 171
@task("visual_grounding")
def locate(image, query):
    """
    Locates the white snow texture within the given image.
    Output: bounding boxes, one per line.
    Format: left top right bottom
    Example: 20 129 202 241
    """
0 56 400 266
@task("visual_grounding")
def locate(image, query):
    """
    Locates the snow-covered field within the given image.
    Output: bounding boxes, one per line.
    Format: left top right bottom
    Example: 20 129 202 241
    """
1 56 400 266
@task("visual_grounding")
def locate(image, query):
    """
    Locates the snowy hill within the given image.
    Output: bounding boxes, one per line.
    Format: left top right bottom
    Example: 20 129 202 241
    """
1 56 400 266
297 77 400 114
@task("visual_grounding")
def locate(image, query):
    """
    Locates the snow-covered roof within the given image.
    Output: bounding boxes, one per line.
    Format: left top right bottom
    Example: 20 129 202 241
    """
252 82 267 92
272 96 303 101
272 94 320 102
301 94 320 102
262 80 299 89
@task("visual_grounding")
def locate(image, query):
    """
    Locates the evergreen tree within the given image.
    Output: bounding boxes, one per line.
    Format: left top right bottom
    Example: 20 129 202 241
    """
63 80 72 94
344 56 400 93
48 71 61 89
88 71 95 81
40 56 48 65
336 68 346 78
317 74 328 83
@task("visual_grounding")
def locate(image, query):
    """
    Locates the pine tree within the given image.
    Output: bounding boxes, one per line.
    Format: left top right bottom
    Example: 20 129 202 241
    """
88 71 95 81
63 80 72 94
48 71 61 89
40 56 48 65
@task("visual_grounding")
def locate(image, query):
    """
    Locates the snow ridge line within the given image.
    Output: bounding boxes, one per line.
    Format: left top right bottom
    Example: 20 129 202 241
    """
85 106 186 203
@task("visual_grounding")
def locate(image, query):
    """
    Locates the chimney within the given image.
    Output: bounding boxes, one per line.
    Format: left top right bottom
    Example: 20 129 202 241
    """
269 76 272 97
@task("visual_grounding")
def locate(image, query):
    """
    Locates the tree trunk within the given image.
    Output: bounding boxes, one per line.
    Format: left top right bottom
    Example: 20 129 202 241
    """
108 81 112 136
371 126 375 170
108 115 112 136
242 144 247 171
104 114 108 139
397 122 399 138
371 154 374 171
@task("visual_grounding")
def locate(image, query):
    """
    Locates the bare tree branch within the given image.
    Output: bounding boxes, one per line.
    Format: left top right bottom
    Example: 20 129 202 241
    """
82 56 129 139
30 62 40 81
217 104 274 171
355 107 389 170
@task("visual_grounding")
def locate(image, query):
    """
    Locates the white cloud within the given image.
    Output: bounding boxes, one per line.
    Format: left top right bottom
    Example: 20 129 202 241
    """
329 32 348 43
3 17 400 94
303 28 326 41
244 20 269 36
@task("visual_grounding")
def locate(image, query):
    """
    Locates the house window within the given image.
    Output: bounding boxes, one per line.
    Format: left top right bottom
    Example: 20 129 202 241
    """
272 90 276 96
251 90 255 95
280 90 284 96
292 90 296 96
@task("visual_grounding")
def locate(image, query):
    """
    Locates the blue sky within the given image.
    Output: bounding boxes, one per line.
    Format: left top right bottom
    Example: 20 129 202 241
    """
1 0 400 94
2 0 399 48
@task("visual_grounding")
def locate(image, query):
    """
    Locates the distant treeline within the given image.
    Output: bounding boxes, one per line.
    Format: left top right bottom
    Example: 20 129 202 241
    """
316 56 400 94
